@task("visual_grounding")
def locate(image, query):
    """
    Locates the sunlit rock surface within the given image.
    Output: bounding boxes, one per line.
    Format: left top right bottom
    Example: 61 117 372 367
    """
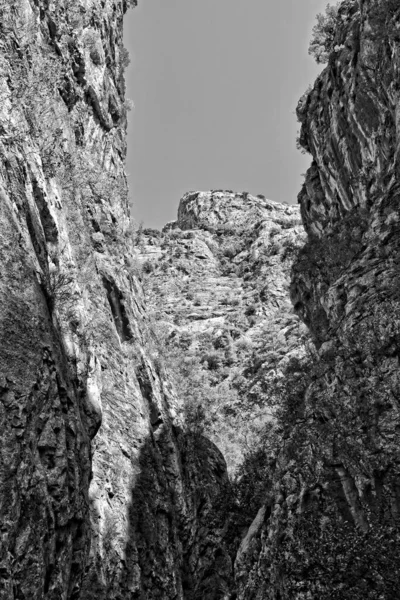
3 0 399 598
137 190 307 472
0 2 231 598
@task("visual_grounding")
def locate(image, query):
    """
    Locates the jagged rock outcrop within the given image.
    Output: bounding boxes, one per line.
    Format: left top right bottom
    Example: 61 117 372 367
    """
236 1 400 598
136 190 306 471
7 0 400 598
0 2 232 599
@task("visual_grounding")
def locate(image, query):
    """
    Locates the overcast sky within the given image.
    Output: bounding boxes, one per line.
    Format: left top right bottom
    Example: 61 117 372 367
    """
123 0 329 229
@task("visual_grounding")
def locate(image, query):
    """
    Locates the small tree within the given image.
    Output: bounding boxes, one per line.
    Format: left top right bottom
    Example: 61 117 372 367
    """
309 3 340 64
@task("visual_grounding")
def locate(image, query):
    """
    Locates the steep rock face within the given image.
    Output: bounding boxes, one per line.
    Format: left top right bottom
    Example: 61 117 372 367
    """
236 1 400 598
0 2 231 599
136 191 307 472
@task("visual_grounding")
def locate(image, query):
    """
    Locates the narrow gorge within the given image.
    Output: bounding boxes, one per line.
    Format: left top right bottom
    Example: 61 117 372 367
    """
0 1 400 599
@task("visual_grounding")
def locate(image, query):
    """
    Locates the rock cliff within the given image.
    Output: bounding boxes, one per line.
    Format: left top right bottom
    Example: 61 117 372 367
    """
136 191 306 472
235 1 400 597
0 2 232 598
3 0 400 598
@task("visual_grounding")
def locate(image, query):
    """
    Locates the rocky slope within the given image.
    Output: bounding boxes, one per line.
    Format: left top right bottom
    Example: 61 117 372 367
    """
0 2 232 598
235 1 400 597
135 190 307 472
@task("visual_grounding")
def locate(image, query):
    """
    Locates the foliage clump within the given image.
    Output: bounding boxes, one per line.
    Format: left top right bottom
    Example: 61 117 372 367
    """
309 3 340 64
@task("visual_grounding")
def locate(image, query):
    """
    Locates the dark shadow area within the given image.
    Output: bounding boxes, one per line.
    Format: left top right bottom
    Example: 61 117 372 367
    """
81 424 241 599
102 276 133 342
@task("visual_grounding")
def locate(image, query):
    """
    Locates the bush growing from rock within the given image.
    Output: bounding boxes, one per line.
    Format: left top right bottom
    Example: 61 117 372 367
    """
201 351 221 371
267 240 281 256
309 3 340 64
222 245 238 259
142 260 154 274
236 336 254 352
245 304 256 317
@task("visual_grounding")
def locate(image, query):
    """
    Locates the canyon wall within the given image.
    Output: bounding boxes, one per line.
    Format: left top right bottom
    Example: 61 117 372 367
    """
136 191 306 473
236 1 400 597
3 0 400 598
0 2 232 598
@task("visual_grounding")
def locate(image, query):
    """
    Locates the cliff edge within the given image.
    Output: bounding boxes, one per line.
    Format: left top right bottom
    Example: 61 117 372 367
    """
236 1 400 597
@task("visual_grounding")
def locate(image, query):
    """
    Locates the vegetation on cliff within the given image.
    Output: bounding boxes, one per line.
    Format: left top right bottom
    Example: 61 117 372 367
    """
235 1 400 598
308 2 341 64
135 191 307 474
3 0 400 598
0 2 233 599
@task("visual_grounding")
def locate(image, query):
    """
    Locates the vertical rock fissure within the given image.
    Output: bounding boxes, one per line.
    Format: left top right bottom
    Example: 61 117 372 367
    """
102 277 133 342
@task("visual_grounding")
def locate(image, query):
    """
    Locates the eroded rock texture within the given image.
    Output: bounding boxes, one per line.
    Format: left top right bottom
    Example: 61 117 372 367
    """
6 0 400 598
0 2 231 599
236 1 400 598
136 191 306 472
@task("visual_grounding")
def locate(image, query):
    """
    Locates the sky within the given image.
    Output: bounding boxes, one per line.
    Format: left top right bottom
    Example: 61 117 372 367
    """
123 0 329 229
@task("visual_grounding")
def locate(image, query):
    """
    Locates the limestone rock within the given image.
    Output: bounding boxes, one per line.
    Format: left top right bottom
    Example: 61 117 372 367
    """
0 2 231 598
236 1 400 597
137 190 306 472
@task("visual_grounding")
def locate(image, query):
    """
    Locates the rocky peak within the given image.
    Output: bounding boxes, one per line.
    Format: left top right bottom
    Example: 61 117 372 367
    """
175 190 294 231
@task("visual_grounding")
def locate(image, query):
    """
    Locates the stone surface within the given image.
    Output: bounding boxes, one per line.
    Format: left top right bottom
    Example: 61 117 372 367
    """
235 1 400 597
136 190 306 472
4 0 400 598
0 2 232 599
